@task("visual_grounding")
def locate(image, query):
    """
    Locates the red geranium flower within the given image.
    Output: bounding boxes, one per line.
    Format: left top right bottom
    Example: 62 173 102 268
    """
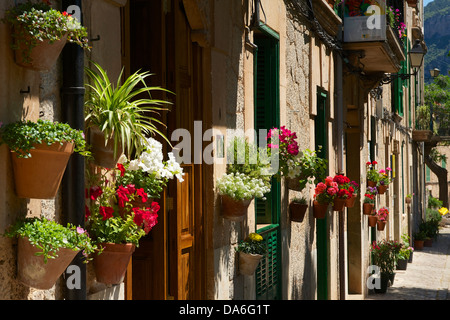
117 163 126 177
99 206 114 220
89 186 103 201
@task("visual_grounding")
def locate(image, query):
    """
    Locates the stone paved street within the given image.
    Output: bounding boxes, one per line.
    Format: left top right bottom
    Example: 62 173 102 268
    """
366 222 450 300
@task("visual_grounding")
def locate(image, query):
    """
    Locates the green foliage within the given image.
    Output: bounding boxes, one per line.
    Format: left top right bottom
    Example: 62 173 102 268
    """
415 105 431 130
413 230 427 241
291 196 307 205
88 215 146 247
295 147 328 191
84 61 172 158
226 137 271 183
0 119 89 158
371 240 400 274
428 196 443 209
419 217 440 239
3 1 89 64
3 217 97 263
235 233 266 255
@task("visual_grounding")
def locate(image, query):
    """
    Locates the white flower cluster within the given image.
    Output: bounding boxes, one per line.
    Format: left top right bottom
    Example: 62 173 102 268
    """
216 172 271 201
118 137 184 182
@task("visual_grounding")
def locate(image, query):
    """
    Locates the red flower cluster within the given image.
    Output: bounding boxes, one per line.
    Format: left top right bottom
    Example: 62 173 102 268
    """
133 202 160 233
333 174 357 199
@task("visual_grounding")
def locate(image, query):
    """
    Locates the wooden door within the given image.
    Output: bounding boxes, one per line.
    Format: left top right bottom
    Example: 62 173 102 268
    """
125 0 204 300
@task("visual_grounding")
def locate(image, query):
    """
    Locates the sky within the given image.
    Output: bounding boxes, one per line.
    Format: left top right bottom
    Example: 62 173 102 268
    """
424 0 434 6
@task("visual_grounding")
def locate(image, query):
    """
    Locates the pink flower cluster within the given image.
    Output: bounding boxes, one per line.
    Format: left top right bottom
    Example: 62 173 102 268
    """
267 126 299 157
314 176 339 203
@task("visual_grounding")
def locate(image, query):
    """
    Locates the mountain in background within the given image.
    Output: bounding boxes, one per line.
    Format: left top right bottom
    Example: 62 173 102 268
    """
423 0 450 83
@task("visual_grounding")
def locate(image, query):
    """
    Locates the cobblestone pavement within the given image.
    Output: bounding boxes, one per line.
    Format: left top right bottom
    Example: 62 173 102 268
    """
366 223 450 300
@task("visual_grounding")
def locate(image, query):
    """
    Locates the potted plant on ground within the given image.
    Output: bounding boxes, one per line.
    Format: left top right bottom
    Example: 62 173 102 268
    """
370 240 396 293
84 61 172 168
363 186 377 215
85 168 160 285
412 231 427 250
218 138 271 221
236 232 266 276
289 197 308 222
3 217 96 289
0 119 89 199
312 176 338 219
3 1 89 71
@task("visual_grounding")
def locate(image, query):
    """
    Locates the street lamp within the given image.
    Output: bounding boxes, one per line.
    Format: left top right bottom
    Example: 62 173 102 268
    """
408 39 426 69
381 39 426 84
430 68 440 78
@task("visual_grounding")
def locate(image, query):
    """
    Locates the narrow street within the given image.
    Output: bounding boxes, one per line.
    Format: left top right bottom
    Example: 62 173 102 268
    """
366 219 450 300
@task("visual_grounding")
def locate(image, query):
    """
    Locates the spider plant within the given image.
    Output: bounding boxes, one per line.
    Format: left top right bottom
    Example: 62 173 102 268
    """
84 61 172 158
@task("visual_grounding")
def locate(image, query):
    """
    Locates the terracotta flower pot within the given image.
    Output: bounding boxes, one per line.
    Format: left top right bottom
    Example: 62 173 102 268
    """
221 194 252 221
367 181 377 188
289 202 308 222
313 201 329 219
17 237 79 290
13 28 68 71
93 243 136 285
333 198 346 211
11 141 74 199
238 251 263 276
413 240 424 250
286 177 302 191
377 185 388 194
377 220 386 231
89 126 123 168
405 197 412 204
345 195 357 208
368 215 378 227
363 203 374 215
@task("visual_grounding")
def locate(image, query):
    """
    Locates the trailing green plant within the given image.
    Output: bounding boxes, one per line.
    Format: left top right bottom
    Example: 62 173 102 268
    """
3 1 89 64
84 61 172 158
3 217 97 263
292 147 328 191
235 233 266 255
0 119 89 158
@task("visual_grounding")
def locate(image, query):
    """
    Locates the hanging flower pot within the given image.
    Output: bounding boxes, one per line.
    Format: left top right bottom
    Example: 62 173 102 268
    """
93 243 136 285
238 252 263 276
289 201 308 222
11 141 74 199
0 119 88 199
363 203 374 215
17 236 79 290
405 197 412 204
345 195 357 208
377 184 388 194
377 220 386 231
367 181 377 188
89 126 123 169
333 198 346 211
286 177 302 191
368 215 378 227
220 194 253 221
13 31 67 71
313 201 329 219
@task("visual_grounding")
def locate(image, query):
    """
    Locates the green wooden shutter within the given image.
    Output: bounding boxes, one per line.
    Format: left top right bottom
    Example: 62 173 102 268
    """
254 29 281 300
315 89 328 300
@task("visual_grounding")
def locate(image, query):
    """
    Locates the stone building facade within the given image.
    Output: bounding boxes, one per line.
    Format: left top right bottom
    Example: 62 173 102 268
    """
0 0 427 300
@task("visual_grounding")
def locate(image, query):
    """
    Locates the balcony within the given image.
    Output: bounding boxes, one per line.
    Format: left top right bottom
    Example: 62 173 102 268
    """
342 6 406 75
